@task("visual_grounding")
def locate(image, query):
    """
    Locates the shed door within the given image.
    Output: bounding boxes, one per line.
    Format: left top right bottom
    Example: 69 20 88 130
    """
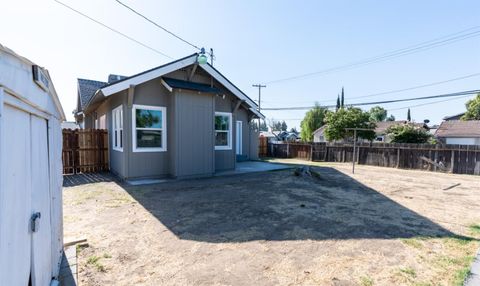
0 105 52 286
0 104 32 286
30 115 52 286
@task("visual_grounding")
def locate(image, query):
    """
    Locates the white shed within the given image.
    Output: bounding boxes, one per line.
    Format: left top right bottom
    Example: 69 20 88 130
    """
0 44 65 285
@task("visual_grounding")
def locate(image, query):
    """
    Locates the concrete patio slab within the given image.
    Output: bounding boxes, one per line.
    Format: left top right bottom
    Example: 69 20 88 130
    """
215 160 292 176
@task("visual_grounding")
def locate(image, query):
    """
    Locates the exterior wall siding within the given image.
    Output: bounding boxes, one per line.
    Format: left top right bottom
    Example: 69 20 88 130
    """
127 78 172 179
174 90 215 177
215 93 235 171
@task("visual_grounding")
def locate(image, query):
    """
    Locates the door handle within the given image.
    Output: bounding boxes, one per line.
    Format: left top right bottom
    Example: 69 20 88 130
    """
31 212 41 232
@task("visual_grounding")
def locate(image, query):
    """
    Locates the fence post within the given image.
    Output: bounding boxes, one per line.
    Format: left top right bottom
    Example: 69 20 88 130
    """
396 148 400 168
310 144 313 161
450 149 455 173
286 143 290 158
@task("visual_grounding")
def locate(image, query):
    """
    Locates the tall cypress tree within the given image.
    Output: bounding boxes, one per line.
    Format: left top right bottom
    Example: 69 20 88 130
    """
336 95 340 111
341 87 345 108
407 108 411 122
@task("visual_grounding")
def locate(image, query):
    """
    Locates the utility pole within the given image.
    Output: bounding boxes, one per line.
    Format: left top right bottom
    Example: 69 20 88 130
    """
252 84 266 130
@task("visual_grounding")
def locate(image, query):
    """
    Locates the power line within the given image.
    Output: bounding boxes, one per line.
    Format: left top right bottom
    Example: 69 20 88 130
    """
387 94 473 112
53 0 172 59
114 0 201 51
265 72 480 106
264 26 480 84
261 89 480 110
334 72 480 102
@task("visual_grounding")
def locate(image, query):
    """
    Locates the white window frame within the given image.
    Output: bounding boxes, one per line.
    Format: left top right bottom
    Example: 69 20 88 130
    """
215 112 232 150
112 105 123 152
132 104 167 152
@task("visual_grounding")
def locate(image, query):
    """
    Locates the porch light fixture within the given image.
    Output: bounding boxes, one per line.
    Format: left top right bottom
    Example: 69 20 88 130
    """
197 47 208 64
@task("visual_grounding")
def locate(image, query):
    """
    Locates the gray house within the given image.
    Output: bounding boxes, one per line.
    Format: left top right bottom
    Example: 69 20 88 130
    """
75 53 264 179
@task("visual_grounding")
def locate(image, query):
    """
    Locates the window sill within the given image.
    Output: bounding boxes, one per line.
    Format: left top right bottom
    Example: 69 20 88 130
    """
133 148 167 153
215 146 232 151
112 147 123 152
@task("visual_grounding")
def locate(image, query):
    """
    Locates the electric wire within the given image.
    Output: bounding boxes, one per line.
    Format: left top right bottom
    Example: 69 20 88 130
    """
53 0 173 59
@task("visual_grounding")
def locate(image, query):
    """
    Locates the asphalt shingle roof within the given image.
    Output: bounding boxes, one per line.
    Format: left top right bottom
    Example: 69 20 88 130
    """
435 120 480 137
77 78 107 111
375 121 427 134
162 77 221 93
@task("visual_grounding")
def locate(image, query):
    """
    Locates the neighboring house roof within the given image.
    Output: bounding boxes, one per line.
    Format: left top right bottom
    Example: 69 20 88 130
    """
375 121 428 135
162 77 221 93
77 78 107 111
107 74 127 84
259 131 279 139
313 125 326 136
435 120 480 138
443 112 465 121
61 121 80 129
87 53 264 119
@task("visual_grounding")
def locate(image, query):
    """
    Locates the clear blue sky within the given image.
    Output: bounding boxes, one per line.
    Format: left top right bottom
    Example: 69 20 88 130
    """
2 0 479 128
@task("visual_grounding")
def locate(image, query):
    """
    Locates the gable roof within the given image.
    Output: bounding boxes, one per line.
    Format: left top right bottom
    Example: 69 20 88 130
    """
443 112 465 121
77 78 107 111
0 43 65 120
375 121 428 134
435 120 480 138
88 53 264 119
313 125 326 136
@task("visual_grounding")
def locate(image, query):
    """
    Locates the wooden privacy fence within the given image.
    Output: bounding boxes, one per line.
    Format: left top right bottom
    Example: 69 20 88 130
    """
62 129 109 174
261 142 480 175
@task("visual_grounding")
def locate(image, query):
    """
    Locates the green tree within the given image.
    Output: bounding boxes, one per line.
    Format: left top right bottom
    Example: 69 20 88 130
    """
290 127 298 133
386 114 396 121
386 124 431 143
369 106 388 122
407 108 411 122
336 95 341 111
461 94 480 120
324 107 376 141
300 104 328 142
258 120 268 131
281 121 288 131
341 87 345 108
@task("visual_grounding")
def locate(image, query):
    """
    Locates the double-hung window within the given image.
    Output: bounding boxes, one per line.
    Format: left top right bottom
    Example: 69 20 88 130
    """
132 105 167 152
112 105 123 151
215 112 232 150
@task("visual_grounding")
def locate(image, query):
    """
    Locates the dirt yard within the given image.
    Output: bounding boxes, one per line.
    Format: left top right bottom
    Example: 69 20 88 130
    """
63 161 480 286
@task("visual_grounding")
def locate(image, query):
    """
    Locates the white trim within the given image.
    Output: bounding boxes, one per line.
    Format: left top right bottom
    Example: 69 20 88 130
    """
215 112 232 150
132 104 167 152
160 78 173 92
112 105 123 152
200 64 265 119
100 55 198 96
236 120 243 155
95 53 264 119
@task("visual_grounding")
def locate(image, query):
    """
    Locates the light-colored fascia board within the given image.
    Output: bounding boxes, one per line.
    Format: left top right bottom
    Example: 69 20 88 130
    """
160 78 173 92
100 55 198 97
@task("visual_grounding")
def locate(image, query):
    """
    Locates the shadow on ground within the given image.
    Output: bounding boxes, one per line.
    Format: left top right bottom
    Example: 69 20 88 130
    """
123 167 457 242
63 172 117 187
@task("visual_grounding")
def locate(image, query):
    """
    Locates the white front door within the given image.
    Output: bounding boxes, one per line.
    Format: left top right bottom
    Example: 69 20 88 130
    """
236 121 242 155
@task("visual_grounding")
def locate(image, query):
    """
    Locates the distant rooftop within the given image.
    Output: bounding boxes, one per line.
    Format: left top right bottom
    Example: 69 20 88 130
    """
435 120 480 138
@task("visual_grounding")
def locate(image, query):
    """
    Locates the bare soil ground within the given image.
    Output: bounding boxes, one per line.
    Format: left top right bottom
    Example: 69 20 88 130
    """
63 161 480 286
